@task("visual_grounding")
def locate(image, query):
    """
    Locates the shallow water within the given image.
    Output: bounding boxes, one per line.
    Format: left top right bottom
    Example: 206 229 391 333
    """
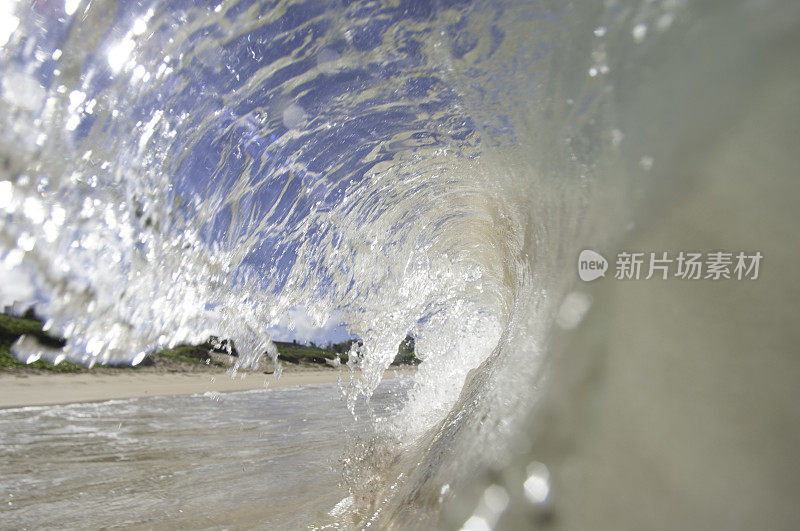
0 380 408 529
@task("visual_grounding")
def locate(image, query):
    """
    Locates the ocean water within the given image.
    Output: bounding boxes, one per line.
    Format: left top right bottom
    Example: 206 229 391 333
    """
1 0 799 529
0 381 410 529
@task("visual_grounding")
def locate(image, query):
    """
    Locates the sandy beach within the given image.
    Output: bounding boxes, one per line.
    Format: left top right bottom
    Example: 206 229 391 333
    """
0 368 411 409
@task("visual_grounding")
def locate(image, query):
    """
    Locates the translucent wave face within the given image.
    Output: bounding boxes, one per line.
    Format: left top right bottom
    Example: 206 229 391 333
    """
0 0 528 426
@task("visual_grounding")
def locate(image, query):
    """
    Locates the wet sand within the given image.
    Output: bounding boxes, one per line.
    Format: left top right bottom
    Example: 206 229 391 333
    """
0 368 411 409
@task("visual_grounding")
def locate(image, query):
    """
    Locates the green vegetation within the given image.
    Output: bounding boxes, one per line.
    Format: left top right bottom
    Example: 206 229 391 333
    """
156 344 226 367
1 312 420 371
275 335 421 366
273 341 344 366
394 335 420 366
0 313 83 372
0 312 67 346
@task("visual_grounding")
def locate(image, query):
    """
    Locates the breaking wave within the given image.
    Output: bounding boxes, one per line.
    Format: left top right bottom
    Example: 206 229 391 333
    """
2 0 794 527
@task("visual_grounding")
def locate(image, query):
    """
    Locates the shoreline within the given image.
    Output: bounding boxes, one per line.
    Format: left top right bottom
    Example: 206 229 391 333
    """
0 367 412 409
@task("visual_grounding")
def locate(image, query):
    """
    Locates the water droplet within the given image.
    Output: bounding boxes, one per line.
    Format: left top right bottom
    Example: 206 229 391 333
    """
523 461 551 504
657 13 675 31
16 233 36 252
108 38 135 73
317 48 341 74
64 0 80 16
556 291 593 330
132 17 148 36
632 23 648 42
282 103 307 129
23 197 46 224
68 90 86 111
461 485 509 530
65 114 81 131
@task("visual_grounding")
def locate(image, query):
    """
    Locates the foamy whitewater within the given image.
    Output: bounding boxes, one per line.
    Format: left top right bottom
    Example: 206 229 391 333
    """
2 0 799 529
